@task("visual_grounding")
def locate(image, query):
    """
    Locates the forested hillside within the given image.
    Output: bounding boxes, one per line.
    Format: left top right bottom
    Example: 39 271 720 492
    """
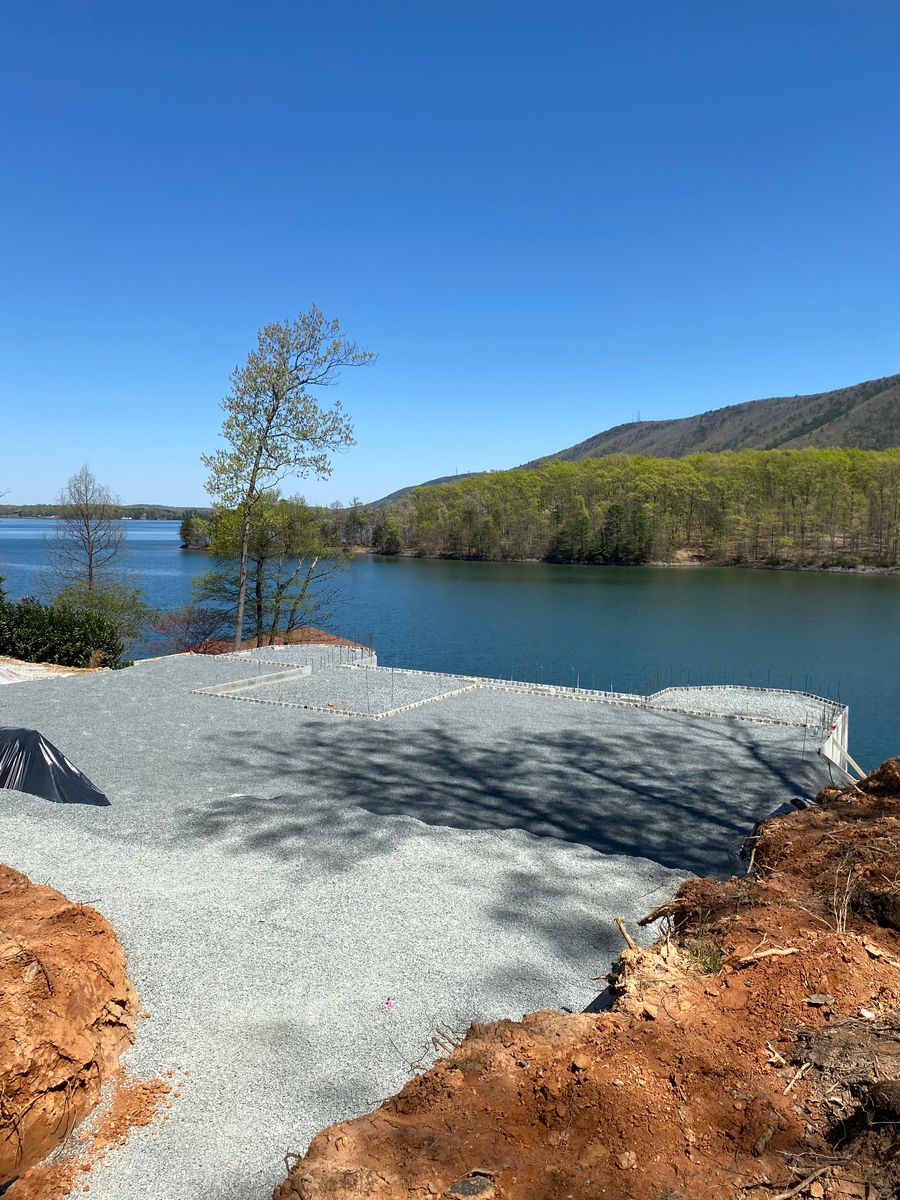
374 373 900 503
534 373 900 462
366 449 900 567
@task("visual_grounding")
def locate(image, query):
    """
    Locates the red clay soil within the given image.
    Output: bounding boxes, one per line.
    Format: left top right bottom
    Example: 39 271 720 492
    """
0 866 139 1190
200 626 367 655
275 758 900 1200
7 1073 173 1200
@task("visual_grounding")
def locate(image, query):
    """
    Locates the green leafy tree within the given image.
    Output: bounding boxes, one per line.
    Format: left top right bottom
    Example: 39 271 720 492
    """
195 493 345 646
596 501 652 563
345 496 371 548
364 448 900 567
373 515 402 555
179 512 211 549
202 307 373 650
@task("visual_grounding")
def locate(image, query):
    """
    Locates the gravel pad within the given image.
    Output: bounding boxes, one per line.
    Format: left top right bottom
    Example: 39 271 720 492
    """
647 684 842 727
0 654 833 1199
235 666 476 716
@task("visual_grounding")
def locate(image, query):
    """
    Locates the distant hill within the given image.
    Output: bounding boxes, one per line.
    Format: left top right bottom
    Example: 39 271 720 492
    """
0 504 213 520
374 472 483 505
529 372 900 464
372 373 900 503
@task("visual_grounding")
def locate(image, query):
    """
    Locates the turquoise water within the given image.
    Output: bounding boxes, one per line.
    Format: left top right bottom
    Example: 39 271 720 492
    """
1 519 897 768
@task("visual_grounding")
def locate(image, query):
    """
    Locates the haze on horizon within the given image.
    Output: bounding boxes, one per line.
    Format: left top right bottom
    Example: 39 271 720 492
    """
1 1 898 508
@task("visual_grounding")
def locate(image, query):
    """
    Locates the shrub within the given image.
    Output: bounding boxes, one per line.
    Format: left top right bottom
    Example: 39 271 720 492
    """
53 583 156 642
0 593 126 668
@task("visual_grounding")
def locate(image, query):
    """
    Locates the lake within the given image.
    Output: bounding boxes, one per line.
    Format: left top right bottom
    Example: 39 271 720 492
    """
0 518 897 769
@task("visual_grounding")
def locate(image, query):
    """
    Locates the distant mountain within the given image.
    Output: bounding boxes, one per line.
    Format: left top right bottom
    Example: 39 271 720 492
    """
374 472 484 505
528 373 900 465
372 373 900 503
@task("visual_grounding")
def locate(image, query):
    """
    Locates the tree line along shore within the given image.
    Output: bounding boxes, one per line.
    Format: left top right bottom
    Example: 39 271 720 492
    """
8 446 900 573
184 446 900 569
0 504 213 521
354 447 900 568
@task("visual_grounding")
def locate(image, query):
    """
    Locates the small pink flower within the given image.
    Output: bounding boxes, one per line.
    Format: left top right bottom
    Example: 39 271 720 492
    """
382 997 395 1012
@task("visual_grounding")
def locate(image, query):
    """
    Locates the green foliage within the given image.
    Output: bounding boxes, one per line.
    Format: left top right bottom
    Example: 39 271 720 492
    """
596 501 653 564
685 935 726 975
54 583 156 642
202 308 368 509
682 909 726 974
371 448 900 566
195 492 344 646
326 497 372 549
202 306 373 648
0 593 126 668
372 516 402 555
41 466 153 648
179 513 211 549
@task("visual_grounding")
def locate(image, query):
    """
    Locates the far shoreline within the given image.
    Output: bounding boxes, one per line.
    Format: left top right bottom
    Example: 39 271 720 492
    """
352 550 900 577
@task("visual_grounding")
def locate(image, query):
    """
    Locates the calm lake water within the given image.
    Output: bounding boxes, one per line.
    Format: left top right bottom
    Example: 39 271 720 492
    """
1 519 897 769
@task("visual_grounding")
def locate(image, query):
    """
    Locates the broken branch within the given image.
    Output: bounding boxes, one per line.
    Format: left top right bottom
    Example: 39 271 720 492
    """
739 947 799 966
615 916 639 951
770 1165 830 1200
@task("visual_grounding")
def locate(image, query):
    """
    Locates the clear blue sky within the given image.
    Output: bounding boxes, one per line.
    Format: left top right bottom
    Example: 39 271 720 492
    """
2 1 898 506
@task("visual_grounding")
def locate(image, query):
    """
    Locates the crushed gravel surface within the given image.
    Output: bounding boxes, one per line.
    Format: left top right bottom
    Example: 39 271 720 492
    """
0 654 832 1200
646 684 843 727
0 656 79 682
231 666 476 715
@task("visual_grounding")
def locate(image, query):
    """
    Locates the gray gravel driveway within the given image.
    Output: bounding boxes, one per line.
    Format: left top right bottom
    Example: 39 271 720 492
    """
0 654 830 1199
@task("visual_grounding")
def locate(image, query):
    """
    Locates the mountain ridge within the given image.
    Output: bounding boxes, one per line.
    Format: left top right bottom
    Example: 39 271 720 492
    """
529 371 900 464
374 372 900 503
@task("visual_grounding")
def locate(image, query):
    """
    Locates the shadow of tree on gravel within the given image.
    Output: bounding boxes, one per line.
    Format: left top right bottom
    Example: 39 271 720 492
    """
184 711 827 878
167 708 829 1197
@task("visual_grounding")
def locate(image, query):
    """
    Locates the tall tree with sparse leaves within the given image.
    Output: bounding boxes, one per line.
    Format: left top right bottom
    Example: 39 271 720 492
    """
203 307 373 650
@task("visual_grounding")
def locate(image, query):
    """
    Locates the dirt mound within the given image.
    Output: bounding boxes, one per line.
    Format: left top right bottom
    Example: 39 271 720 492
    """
858 756 900 796
7 1073 173 1200
0 865 139 1188
275 757 900 1200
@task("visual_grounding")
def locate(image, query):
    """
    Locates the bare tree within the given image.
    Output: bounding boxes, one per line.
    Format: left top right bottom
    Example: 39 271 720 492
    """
43 466 153 645
47 464 125 590
203 307 373 650
150 603 228 654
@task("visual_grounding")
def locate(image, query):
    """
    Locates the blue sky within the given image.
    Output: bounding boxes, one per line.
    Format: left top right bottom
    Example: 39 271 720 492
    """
1 1 898 506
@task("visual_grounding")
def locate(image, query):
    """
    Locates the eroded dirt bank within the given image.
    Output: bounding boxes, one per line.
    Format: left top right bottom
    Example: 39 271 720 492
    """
276 758 900 1200
0 865 139 1188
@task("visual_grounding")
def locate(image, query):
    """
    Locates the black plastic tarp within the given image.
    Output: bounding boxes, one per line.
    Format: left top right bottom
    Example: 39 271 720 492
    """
0 728 109 806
